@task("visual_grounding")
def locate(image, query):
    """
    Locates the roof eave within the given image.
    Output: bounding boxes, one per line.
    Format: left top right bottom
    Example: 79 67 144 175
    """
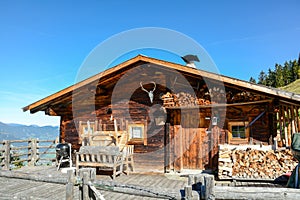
23 54 300 113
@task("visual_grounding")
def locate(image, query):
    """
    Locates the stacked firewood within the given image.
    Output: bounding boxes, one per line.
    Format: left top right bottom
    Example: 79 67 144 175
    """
161 89 266 107
209 87 226 104
218 147 297 180
218 148 233 179
161 92 177 107
161 92 211 107
176 92 200 106
227 91 266 103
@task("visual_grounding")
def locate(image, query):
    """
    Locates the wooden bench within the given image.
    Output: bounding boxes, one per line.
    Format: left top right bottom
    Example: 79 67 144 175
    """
76 146 123 179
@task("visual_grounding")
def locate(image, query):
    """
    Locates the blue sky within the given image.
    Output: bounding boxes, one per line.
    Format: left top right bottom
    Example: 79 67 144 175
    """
0 0 299 126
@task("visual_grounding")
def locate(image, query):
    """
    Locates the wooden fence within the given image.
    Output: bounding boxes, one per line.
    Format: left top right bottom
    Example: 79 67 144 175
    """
0 139 56 169
66 168 179 199
186 174 300 200
66 168 106 200
1 166 300 199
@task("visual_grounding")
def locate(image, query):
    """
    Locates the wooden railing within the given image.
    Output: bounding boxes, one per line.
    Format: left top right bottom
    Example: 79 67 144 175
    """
0 139 57 170
66 168 177 199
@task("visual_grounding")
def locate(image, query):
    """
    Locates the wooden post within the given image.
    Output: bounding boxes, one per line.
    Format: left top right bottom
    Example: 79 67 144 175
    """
164 123 170 172
287 107 292 146
82 171 90 200
204 175 215 200
29 139 38 166
185 175 200 200
185 185 193 199
195 175 205 200
273 138 278 150
179 125 183 172
3 140 10 170
208 130 213 169
249 137 253 145
66 170 74 200
188 174 194 186
291 106 296 134
78 168 96 200
279 106 284 145
187 174 207 200
284 107 288 147
296 106 300 132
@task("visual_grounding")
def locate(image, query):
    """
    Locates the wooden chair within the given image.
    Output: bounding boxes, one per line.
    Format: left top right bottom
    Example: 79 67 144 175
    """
78 118 135 175
78 120 97 146
122 145 135 175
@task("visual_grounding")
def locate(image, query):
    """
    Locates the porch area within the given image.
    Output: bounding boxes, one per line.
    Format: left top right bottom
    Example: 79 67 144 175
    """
0 165 187 199
1 165 299 200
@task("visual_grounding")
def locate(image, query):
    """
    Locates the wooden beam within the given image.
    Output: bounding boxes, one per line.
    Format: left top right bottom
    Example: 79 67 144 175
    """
166 99 272 110
215 186 300 200
23 54 300 115
45 107 58 116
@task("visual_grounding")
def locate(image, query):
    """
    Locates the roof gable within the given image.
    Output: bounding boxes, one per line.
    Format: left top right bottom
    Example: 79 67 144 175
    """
23 55 300 113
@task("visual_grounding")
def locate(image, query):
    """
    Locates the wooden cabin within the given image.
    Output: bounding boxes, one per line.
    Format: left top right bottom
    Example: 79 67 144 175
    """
23 55 300 173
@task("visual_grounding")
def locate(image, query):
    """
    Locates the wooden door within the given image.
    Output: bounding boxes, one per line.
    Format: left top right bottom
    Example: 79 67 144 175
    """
166 125 209 172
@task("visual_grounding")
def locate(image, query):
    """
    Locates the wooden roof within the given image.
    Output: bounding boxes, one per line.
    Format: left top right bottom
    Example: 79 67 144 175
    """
23 55 300 114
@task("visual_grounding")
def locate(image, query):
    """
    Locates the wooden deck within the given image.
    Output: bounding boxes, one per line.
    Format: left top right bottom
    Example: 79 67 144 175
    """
0 165 187 199
0 165 296 200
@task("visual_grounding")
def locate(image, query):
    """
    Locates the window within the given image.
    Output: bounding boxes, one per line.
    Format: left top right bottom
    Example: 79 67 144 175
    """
128 124 147 145
228 121 249 143
130 126 143 139
232 125 246 138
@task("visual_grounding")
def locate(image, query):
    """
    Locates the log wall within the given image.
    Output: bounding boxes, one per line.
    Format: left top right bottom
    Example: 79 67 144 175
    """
166 101 274 171
60 98 166 171
56 63 300 173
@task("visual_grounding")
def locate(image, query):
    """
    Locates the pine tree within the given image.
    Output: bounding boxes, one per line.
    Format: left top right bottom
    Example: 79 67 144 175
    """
275 64 284 87
283 61 292 85
291 60 299 81
251 54 299 87
297 53 300 78
266 68 276 87
258 70 267 85
249 77 256 84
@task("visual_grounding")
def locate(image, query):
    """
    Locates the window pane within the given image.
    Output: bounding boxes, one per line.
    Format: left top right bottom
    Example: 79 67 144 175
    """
131 127 143 138
239 126 245 138
231 125 245 138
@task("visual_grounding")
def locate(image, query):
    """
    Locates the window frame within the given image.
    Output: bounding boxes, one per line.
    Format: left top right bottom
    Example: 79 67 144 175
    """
228 121 249 144
128 123 147 145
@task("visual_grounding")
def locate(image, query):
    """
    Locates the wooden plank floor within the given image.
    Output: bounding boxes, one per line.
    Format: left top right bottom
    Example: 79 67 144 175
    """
0 165 187 199
0 165 288 199
0 176 69 200
0 176 169 200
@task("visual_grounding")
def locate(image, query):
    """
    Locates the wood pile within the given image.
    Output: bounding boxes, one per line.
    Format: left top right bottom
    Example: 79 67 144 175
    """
227 91 265 104
218 147 297 180
176 92 201 106
161 92 210 107
161 89 267 107
161 92 177 107
209 87 226 104
218 148 233 178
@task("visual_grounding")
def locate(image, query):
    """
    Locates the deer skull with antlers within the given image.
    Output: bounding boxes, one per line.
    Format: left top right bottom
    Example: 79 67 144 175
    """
140 81 156 103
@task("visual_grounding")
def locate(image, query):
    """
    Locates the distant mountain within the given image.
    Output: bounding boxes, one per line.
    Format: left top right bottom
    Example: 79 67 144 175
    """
0 122 59 141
